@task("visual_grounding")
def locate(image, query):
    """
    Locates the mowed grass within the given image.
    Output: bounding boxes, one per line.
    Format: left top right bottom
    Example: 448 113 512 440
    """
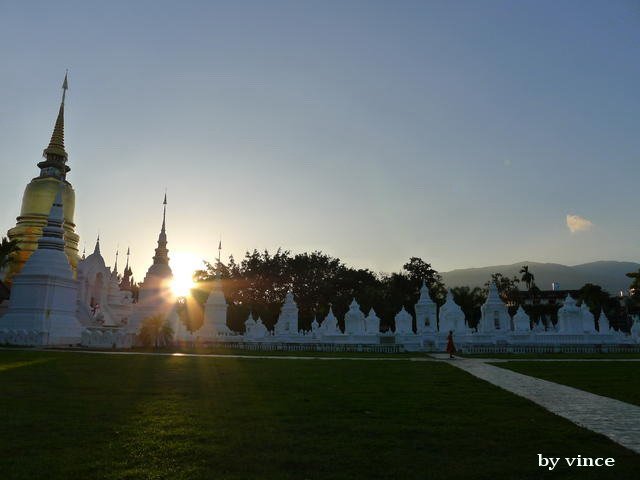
0 351 638 480
493 361 640 406
461 353 640 359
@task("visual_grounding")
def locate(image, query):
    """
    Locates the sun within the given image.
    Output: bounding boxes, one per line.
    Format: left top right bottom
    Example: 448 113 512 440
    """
170 251 203 297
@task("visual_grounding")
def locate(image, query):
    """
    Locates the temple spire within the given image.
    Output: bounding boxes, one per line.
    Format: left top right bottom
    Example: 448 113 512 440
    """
113 248 119 274
152 193 169 265
42 72 69 161
94 235 100 255
162 191 167 233
120 247 133 291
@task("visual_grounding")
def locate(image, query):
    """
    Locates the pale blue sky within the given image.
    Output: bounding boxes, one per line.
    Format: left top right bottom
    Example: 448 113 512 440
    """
1 0 638 280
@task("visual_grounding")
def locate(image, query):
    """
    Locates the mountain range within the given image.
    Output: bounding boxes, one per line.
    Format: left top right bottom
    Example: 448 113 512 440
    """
440 261 639 294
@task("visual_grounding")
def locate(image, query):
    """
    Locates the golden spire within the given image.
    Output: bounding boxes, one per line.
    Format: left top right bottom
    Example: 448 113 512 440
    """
42 71 69 159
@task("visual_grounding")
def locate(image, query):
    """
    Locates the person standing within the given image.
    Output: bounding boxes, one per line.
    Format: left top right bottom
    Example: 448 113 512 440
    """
446 330 456 359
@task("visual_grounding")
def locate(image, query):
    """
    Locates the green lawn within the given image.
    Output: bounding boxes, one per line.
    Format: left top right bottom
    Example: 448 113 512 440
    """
461 352 640 359
493 361 640 406
0 351 638 479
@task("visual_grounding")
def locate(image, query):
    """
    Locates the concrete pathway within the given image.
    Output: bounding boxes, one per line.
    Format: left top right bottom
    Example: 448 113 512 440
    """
436 355 640 454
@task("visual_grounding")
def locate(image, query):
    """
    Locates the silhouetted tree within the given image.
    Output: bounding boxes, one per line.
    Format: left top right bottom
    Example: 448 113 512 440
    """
519 265 535 291
626 269 640 298
0 237 19 271
578 283 614 315
138 315 173 348
192 251 445 332
451 286 484 328
486 273 520 304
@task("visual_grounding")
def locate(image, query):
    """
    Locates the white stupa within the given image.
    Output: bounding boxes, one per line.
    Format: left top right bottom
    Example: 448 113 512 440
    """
274 291 298 336
364 308 380 335
414 281 437 333
512 306 531 332
438 291 466 333
580 302 597 334
394 306 414 334
0 188 82 345
198 275 232 339
598 309 611 334
556 294 582 334
478 282 511 333
129 194 175 333
344 298 366 335
321 306 341 334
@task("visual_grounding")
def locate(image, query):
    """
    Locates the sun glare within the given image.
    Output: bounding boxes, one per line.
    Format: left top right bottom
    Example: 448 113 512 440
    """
170 251 203 297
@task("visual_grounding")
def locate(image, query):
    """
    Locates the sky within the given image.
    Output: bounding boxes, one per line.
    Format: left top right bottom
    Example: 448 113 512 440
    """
1 0 639 282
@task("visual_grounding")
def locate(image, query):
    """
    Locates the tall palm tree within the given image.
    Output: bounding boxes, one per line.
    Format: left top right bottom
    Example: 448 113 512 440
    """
519 265 535 291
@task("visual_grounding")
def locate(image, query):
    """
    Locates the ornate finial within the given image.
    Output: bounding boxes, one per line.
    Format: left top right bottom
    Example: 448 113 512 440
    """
125 247 130 269
161 191 167 232
94 235 100 255
82 244 86 260
113 247 119 274
42 72 69 161
62 70 68 101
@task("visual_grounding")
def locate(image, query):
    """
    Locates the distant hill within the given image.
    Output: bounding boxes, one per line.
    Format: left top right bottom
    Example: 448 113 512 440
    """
440 261 639 294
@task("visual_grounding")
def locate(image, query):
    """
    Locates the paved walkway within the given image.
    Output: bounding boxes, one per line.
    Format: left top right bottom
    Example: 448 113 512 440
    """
435 355 640 454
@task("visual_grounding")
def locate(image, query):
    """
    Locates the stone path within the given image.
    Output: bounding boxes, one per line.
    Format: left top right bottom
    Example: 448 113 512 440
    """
435 355 640 454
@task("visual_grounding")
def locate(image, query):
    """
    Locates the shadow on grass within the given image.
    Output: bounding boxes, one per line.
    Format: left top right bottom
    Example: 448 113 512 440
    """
0 350 639 480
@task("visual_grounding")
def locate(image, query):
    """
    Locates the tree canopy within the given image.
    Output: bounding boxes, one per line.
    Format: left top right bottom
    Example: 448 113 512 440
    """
192 251 446 332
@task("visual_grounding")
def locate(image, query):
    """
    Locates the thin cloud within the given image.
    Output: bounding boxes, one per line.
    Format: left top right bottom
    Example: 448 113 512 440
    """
566 214 593 233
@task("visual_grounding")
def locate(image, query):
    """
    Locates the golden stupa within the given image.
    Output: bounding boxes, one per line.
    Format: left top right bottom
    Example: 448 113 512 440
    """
5 74 80 285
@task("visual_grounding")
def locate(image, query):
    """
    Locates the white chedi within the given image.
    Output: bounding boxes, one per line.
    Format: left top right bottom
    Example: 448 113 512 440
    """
244 312 256 331
274 291 299 336
479 283 511 333
311 318 320 332
414 281 437 333
321 306 341 334
580 302 597 334
512 306 531 332
364 308 380 335
598 309 611 334
246 313 268 340
76 240 133 327
0 188 82 345
630 315 640 340
438 291 466 333
253 318 269 338
344 298 366 335
199 276 232 338
556 294 582 334
394 307 413 334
